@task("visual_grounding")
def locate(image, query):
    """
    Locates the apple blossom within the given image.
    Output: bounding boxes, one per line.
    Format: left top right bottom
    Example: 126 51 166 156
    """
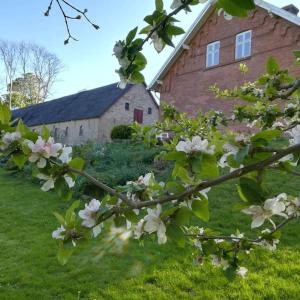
242 195 287 228
27 137 62 168
150 30 164 53
59 146 73 164
288 125 300 145
78 199 101 228
285 198 300 217
237 266 248 278
52 225 66 240
211 255 229 270
176 136 215 155
143 204 167 244
0 131 21 150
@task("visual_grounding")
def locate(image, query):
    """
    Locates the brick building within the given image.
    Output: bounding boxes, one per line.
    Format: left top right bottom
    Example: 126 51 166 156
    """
149 0 300 116
12 83 159 145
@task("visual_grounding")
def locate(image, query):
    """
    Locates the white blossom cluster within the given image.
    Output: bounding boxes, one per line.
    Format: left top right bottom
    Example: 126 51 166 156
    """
242 193 300 229
176 136 215 155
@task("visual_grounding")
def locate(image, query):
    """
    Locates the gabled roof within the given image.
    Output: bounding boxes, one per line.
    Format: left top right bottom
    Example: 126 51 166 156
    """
12 83 134 126
149 0 300 90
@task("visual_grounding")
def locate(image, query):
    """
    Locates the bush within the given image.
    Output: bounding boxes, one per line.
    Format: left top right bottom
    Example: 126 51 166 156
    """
111 125 133 140
72 142 172 198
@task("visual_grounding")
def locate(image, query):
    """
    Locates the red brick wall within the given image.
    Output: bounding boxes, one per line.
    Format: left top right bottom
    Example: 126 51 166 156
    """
159 8 300 116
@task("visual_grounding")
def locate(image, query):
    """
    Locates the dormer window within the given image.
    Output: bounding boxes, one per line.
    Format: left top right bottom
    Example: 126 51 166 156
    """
206 41 220 68
235 30 252 60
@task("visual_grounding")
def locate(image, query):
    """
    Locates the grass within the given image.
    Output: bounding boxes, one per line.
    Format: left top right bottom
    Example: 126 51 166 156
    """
1 163 300 299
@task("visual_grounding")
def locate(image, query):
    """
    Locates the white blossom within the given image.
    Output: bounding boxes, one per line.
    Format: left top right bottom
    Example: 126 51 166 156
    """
27 137 62 168
257 239 279 251
133 219 145 239
52 225 66 240
116 69 129 89
151 30 164 53
144 204 167 244
110 226 132 241
137 173 154 186
242 195 287 228
37 173 55 192
288 125 300 145
211 255 229 270
78 199 101 228
36 173 74 192
286 198 300 217
113 41 124 58
1 131 21 150
176 136 215 155
237 266 248 278
59 146 72 164
230 233 244 242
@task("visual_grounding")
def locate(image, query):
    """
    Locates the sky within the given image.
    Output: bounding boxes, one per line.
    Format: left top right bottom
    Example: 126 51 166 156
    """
0 0 294 100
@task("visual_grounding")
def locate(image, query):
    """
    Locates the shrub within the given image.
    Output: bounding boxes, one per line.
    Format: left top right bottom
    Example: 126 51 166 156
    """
111 125 133 140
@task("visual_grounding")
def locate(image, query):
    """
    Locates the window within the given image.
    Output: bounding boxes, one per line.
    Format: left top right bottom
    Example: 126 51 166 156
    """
148 107 152 115
125 102 130 111
65 127 69 137
79 125 84 136
235 30 252 60
206 41 220 68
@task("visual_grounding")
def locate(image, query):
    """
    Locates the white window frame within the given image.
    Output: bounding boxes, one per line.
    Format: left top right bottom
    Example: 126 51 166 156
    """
235 30 252 60
206 41 220 68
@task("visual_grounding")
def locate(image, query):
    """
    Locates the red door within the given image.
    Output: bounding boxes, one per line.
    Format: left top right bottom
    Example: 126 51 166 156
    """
134 109 143 124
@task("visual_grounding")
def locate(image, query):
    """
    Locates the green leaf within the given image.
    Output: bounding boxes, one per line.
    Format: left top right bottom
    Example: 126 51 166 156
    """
175 207 192 225
238 177 265 204
0 103 10 125
12 153 27 169
294 50 300 58
57 246 73 265
55 177 72 201
251 129 281 145
192 154 219 179
114 216 127 227
192 198 209 222
166 223 185 247
173 166 193 184
131 71 145 83
235 145 250 164
65 200 80 225
166 181 185 194
266 57 280 75
53 212 66 225
68 157 85 171
164 151 186 161
41 125 50 140
217 0 255 17
126 27 138 45
167 25 185 36
124 210 139 224
155 0 163 11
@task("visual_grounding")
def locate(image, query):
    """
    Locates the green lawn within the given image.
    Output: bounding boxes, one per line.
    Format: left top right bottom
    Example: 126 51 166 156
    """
1 167 300 300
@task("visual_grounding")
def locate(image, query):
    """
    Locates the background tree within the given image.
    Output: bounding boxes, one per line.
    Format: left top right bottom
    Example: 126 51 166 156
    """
0 41 63 108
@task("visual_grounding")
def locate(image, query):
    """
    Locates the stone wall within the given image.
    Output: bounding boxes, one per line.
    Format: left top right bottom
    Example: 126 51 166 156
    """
30 84 159 145
158 7 300 116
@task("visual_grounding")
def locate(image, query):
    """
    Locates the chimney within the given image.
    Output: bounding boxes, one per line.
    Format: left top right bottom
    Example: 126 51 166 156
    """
282 4 299 16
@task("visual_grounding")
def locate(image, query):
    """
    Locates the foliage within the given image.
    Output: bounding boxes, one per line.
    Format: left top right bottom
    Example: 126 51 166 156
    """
72 142 169 198
1 168 300 299
1 0 300 280
111 125 133 140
